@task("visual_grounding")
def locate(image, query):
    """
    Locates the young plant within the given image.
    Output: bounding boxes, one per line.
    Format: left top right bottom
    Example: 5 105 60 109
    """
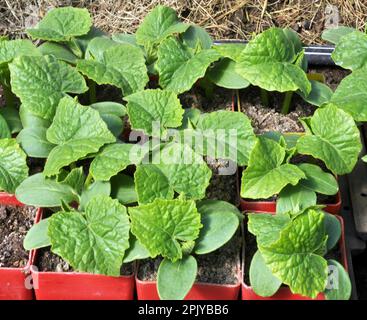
129 198 241 300
247 207 351 300
241 104 361 202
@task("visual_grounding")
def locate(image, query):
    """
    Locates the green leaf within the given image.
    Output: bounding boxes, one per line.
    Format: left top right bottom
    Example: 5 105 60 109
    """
182 25 213 50
111 174 138 205
15 173 79 207
129 199 202 261
24 218 51 250
324 260 351 300
332 31 367 70
99 114 123 137
185 111 257 166
90 101 126 117
250 250 282 297
157 256 197 300
299 80 333 107
213 43 246 61
241 137 305 199
194 200 240 254
296 104 362 175
156 37 221 94
0 39 40 65
134 164 174 204
91 143 146 181
136 5 190 50
276 184 317 215
207 58 250 89
248 213 291 247
259 208 328 298
74 27 107 57
330 68 367 121
77 44 148 96
79 180 111 211
324 213 341 251
112 33 138 46
84 37 119 61
9 55 88 120
123 235 150 263
125 89 184 136
322 26 356 44
0 114 11 138
61 167 85 195
235 28 311 95
27 7 92 42
297 163 338 195
38 42 78 64
135 142 212 203
48 195 130 276
16 127 56 158
0 138 28 193
179 108 201 129
0 106 22 134
44 97 115 176
19 105 51 129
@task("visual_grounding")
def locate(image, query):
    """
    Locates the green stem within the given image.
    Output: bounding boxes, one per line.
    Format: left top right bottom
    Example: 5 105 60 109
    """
88 79 97 104
281 91 294 115
3 86 15 108
84 172 93 189
260 88 269 107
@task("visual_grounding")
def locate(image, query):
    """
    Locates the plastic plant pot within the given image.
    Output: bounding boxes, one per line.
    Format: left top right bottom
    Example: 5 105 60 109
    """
135 258 241 300
31 262 135 300
241 214 348 300
0 192 42 300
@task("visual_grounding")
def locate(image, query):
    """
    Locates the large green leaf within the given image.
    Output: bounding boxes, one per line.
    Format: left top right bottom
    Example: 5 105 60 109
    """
182 25 213 50
213 43 246 61
44 97 115 176
0 106 22 134
15 173 79 207
27 7 92 42
111 174 138 205
0 39 40 69
24 218 51 250
259 209 328 298
123 235 150 263
90 143 146 181
332 31 367 70
157 256 197 300
296 104 362 175
135 142 212 203
38 42 78 64
79 180 111 211
250 250 282 297
77 44 148 96
0 114 11 138
183 111 257 166
322 26 356 44
194 200 240 254
9 55 88 120
129 199 202 261
125 89 184 136
48 196 130 276
156 37 221 94
136 5 190 51
330 68 367 121
299 80 333 107
235 28 310 95
0 138 28 193
241 137 305 199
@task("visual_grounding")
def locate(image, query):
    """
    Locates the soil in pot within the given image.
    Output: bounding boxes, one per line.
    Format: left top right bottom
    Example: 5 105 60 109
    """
138 235 241 285
36 248 134 276
0 204 37 268
239 67 350 134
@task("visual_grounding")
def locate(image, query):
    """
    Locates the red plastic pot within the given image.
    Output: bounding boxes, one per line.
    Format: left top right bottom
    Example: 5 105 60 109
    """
241 214 348 300
0 192 42 300
136 258 241 300
31 263 135 300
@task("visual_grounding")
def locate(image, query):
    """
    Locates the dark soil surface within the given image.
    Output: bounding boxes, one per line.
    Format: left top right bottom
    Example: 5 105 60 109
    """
205 157 239 206
37 248 134 276
0 204 37 268
138 236 241 285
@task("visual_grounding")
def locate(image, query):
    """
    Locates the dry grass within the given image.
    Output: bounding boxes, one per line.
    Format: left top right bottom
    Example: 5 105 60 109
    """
0 0 366 44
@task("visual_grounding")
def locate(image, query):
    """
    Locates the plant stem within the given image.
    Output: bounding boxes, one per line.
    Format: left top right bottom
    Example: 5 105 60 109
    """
3 86 15 108
84 172 93 189
260 88 269 107
281 91 294 115
236 89 241 112
88 79 97 104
